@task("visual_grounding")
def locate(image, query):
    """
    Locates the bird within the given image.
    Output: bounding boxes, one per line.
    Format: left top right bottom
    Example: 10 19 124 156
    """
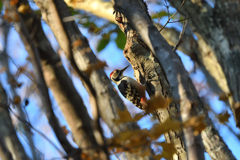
110 65 147 110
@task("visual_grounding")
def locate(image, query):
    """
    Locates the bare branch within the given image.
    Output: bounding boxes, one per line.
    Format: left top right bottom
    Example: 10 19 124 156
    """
159 0 186 32
4 0 76 158
0 20 38 160
0 83 29 160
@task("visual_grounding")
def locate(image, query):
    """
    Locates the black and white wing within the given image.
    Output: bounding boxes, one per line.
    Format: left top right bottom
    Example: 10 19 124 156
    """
118 80 144 109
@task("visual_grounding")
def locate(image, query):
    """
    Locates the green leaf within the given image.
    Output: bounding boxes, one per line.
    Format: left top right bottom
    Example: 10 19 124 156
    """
0 1 3 12
151 11 169 19
115 30 126 50
68 7 79 16
97 34 110 52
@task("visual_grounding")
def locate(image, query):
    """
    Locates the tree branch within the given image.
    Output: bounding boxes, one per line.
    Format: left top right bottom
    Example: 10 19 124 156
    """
0 138 13 160
113 0 236 159
0 83 29 160
64 0 228 98
34 0 155 160
114 10 187 160
169 0 240 128
0 20 38 160
4 0 77 158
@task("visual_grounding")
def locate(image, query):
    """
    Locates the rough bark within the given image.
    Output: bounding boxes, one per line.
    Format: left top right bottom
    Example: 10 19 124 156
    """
113 0 236 159
0 83 29 160
14 0 111 159
4 0 83 159
64 0 226 95
34 0 153 159
169 0 240 127
115 12 187 160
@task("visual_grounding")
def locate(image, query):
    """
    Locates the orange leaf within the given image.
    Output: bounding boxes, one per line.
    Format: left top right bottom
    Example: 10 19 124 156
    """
13 95 21 104
81 152 92 160
72 39 83 49
61 126 70 135
10 0 19 6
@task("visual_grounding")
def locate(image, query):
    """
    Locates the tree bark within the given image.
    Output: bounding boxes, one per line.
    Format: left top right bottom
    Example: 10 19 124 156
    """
0 83 29 160
64 0 226 96
15 0 111 159
0 138 13 160
115 12 187 160
169 0 240 128
34 0 153 159
0 20 38 160
113 0 236 159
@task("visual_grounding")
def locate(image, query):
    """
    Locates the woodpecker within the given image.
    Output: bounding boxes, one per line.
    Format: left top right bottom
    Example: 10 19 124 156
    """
110 65 147 110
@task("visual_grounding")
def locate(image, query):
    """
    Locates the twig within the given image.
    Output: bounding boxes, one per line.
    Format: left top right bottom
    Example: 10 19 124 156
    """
168 17 189 23
172 15 188 52
18 131 44 159
6 54 36 83
4 0 75 155
0 103 65 157
159 0 186 32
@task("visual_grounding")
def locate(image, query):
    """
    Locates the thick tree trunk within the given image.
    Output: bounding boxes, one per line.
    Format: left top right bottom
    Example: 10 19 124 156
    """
113 0 236 159
34 0 152 159
169 0 240 127
64 0 227 96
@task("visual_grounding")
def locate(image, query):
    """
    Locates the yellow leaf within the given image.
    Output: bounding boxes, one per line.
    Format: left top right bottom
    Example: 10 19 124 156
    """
219 92 232 101
18 4 31 14
13 95 21 104
156 142 177 159
146 95 173 113
151 119 181 140
114 108 134 124
218 111 230 124
153 154 163 160
183 115 206 136
132 113 145 121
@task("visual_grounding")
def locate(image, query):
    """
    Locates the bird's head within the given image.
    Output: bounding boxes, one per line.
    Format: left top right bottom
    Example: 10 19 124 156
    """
110 65 129 83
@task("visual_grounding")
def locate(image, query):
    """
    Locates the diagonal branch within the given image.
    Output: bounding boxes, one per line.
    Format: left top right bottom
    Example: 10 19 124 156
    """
0 20 38 160
0 83 29 160
0 137 13 160
113 0 236 159
64 0 227 97
114 11 187 160
4 0 76 158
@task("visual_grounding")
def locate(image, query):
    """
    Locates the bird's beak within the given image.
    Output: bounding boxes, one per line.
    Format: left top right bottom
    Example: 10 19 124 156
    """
120 65 129 74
